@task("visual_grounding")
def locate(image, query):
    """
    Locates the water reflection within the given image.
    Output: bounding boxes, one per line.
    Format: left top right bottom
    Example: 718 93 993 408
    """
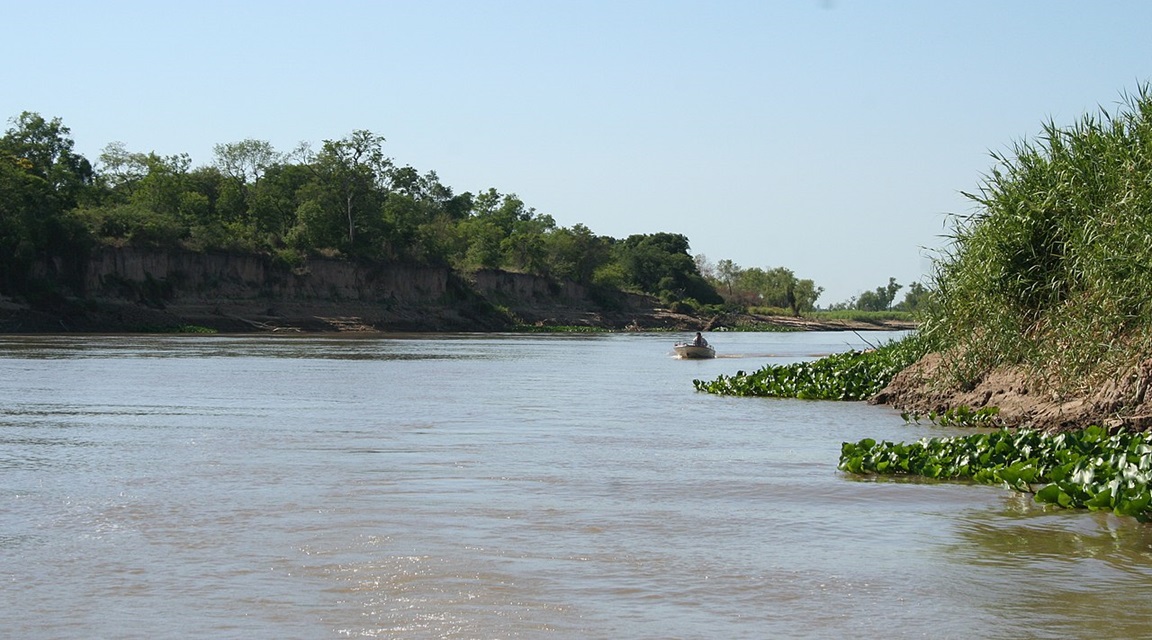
953 494 1152 566
0 334 517 361
940 495 1152 639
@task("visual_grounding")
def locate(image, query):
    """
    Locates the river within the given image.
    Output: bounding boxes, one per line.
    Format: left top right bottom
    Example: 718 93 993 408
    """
3 331 1152 639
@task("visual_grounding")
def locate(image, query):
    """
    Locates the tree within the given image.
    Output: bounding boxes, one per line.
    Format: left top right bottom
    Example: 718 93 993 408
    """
894 281 930 312
97 141 151 194
454 189 563 273
614 233 721 303
760 267 798 310
248 162 311 240
703 261 823 315
792 278 823 315
746 267 821 315
544 223 611 284
84 146 260 250
714 259 740 296
300 130 391 252
210 140 283 233
502 213 555 273
213 139 281 187
0 154 52 293
618 232 693 293
458 218 504 269
855 277 902 311
0 113 95 296
1 112 94 206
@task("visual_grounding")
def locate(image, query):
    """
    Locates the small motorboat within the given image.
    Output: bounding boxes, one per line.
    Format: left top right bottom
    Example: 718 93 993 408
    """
673 342 716 359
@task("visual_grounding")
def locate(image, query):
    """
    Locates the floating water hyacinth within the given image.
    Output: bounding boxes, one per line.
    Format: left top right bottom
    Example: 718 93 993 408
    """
839 426 1152 521
693 334 926 401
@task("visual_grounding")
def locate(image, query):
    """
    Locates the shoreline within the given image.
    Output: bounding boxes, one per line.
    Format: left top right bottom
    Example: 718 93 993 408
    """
0 296 917 335
872 351 1152 433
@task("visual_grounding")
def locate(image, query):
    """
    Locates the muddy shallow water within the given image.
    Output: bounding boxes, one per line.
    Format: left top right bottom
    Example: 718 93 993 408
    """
3 332 1151 639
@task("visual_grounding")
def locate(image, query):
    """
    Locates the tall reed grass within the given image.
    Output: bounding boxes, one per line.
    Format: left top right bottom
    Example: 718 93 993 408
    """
923 85 1152 396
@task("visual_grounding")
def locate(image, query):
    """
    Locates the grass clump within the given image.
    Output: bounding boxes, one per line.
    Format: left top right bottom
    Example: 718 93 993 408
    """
718 322 802 333
809 310 916 324
922 84 1152 398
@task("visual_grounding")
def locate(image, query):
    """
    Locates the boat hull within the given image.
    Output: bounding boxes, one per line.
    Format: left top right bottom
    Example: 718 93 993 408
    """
673 343 716 359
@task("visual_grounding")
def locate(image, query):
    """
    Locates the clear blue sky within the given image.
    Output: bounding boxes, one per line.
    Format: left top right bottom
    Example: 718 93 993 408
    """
6 0 1152 305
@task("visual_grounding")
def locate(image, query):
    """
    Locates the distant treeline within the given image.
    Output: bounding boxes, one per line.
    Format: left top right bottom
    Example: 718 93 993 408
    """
0 112 907 314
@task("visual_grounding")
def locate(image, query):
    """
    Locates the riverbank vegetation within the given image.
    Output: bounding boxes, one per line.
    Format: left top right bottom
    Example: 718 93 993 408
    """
702 84 1152 414
808 309 916 324
848 85 1152 521
1 113 727 312
1 111 921 324
694 257 925 317
919 85 1152 400
694 84 1152 519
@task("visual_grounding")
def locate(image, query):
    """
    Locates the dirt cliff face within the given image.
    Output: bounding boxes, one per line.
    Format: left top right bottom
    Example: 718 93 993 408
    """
68 248 476 332
3 248 918 334
85 249 452 303
872 353 1152 432
4 248 683 333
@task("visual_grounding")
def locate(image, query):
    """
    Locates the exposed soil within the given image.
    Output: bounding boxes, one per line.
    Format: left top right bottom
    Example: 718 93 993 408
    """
872 352 1152 433
2 249 919 335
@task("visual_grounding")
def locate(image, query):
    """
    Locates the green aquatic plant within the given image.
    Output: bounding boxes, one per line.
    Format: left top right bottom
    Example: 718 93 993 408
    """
137 324 218 334
510 324 609 333
839 426 1152 521
901 405 1002 428
693 333 927 400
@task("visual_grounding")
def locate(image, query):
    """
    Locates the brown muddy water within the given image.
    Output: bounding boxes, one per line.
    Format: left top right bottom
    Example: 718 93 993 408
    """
3 332 1152 639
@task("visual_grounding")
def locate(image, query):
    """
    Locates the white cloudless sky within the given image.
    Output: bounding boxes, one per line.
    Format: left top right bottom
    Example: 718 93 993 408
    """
6 0 1152 304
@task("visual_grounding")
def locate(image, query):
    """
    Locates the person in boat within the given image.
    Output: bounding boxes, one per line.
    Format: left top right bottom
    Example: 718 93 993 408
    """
692 332 708 347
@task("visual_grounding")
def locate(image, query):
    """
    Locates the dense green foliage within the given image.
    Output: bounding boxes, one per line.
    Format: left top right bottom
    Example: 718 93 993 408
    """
820 279 926 313
0 112 720 308
699 258 823 315
892 282 930 312
840 426 1152 521
0 113 94 298
693 333 928 400
922 85 1152 395
852 277 902 312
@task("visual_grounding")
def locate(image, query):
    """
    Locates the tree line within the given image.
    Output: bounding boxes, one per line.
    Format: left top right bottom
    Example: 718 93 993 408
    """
0 111 915 314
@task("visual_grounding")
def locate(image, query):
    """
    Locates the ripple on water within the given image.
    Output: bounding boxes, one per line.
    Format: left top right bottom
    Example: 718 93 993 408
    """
3 333 1152 639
